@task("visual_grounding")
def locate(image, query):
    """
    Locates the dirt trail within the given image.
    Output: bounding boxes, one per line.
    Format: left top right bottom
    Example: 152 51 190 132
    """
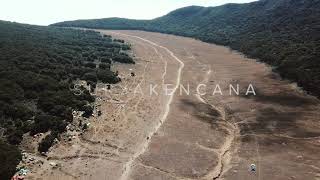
25 30 320 180
108 31 240 180
108 32 185 180
194 69 239 180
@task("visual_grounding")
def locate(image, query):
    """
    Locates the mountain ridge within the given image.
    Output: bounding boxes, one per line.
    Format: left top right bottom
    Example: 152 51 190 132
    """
52 0 320 97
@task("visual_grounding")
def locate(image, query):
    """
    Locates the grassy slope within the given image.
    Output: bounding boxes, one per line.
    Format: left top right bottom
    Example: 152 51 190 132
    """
52 0 320 97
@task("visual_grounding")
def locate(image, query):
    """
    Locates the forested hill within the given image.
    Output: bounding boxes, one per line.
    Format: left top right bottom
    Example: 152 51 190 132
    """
52 0 320 98
0 20 133 180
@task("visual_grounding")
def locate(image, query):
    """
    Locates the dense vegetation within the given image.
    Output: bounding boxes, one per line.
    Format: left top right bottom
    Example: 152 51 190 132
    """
0 140 22 180
52 0 320 97
0 20 133 179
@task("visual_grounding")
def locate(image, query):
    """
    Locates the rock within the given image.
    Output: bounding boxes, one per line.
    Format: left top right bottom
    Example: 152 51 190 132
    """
49 162 57 167
233 170 238 173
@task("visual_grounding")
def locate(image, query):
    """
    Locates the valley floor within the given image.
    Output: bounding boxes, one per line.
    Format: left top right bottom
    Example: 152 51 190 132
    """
26 30 320 180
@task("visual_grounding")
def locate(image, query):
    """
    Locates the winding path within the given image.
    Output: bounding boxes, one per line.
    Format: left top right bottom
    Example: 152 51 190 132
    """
108 32 185 180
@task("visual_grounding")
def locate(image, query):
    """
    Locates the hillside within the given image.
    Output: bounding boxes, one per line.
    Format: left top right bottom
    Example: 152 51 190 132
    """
0 20 132 180
52 0 320 97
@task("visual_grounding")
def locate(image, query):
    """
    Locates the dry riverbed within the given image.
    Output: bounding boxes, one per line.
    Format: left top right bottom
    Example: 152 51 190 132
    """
25 30 320 180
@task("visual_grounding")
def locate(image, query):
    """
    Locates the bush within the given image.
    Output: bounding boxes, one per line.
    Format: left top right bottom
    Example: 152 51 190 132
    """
81 105 94 118
31 115 67 135
113 54 135 64
38 131 58 153
0 140 22 180
84 62 96 69
99 63 110 69
103 34 111 38
100 57 111 64
114 39 124 43
121 44 131 50
97 70 120 84
7 130 24 145
82 72 98 82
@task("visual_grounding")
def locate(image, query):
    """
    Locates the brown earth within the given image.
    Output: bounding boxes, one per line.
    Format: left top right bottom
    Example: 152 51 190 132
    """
25 30 320 180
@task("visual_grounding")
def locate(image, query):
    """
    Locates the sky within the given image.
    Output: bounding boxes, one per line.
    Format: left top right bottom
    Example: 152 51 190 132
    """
0 0 257 26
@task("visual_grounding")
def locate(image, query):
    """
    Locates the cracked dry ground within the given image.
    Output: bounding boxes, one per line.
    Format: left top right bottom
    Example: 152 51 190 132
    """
27 30 320 180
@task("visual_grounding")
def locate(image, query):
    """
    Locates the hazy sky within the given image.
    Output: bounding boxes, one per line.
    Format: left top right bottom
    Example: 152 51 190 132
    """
1 0 257 25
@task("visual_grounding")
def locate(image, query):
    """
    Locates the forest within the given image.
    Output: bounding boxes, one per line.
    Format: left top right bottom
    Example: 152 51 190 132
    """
0 20 133 179
52 0 320 98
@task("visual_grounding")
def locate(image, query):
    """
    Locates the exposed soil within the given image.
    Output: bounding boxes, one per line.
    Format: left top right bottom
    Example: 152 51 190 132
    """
25 30 320 180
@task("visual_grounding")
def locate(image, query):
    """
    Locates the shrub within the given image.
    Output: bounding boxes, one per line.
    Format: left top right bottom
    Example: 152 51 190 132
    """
81 105 94 118
100 57 111 64
82 72 98 82
99 63 110 69
84 62 96 69
97 70 120 84
38 131 58 153
0 140 22 180
113 54 134 64
114 39 124 43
